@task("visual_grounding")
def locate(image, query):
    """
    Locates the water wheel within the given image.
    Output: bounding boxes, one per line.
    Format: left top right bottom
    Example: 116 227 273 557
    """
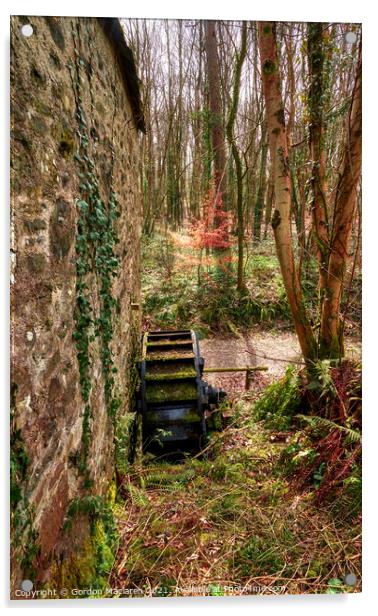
138 329 225 453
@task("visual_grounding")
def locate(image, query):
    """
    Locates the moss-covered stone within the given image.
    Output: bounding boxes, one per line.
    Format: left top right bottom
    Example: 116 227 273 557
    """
47 494 119 596
10 14 142 594
47 535 97 596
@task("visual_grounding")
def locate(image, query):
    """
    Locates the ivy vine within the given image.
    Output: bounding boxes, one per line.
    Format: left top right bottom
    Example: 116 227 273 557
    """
69 22 121 480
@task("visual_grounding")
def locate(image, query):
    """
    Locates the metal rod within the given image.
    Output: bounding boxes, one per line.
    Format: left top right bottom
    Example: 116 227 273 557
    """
203 366 268 373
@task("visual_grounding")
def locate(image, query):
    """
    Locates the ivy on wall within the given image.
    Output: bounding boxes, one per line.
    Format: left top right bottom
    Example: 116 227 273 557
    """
69 22 121 482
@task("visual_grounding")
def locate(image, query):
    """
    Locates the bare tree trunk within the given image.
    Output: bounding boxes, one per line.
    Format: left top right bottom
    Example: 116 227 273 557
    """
204 20 231 273
226 21 248 290
319 46 362 358
264 164 274 238
308 23 330 309
254 122 268 243
204 20 228 209
258 21 317 362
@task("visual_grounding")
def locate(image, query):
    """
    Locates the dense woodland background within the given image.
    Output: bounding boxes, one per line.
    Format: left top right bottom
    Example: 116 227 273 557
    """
123 20 361 359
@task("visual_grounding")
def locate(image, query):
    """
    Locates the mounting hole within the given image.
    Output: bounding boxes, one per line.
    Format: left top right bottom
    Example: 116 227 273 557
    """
21 579 33 592
343 572 357 586
345 31 357 44
21 24 34 38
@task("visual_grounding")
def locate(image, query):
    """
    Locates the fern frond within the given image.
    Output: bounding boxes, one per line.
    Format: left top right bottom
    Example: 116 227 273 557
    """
127 483 150 507
296 414 361 444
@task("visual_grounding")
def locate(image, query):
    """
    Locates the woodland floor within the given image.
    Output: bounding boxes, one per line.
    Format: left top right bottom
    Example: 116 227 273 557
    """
109 332 362 597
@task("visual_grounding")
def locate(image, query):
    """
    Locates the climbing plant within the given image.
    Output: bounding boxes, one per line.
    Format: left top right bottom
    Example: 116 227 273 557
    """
69 21 121 481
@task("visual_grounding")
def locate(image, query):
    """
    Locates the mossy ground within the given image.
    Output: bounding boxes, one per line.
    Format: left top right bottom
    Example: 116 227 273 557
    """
109 396 361 597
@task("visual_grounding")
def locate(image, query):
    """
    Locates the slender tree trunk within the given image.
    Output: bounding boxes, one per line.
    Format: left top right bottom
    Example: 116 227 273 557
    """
319 46 362 358
226 21 248 290
258 21 317 362
204 20 231 271
254 123 268 243
308 23 330 309
264 164 274 238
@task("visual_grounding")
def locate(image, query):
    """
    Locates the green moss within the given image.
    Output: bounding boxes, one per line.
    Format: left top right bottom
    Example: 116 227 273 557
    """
146 381 197 403
47 486 121 595
93 520 115 576
179 408 200 424
146 352 193 361
146 370 196 381
59 494 119 594
147 340 192 348
47 535 97 596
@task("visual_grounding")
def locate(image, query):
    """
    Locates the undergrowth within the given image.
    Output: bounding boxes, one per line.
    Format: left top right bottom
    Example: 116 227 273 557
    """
109 380 361 596
142 233 291 333
252 365 302 430
141 231 362 334
252 360 362 515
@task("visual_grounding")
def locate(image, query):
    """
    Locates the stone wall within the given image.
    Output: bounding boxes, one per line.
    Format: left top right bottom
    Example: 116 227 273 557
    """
10 16 143 595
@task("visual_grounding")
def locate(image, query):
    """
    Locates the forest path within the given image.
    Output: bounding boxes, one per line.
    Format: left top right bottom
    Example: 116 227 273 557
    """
201 329 362 398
